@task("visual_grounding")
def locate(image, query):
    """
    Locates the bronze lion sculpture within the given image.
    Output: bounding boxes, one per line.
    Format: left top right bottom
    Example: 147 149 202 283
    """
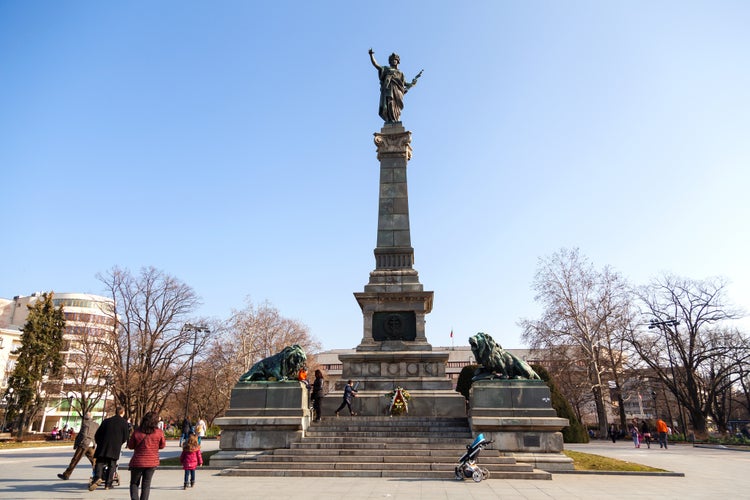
469 332 540 380
238 344 307 382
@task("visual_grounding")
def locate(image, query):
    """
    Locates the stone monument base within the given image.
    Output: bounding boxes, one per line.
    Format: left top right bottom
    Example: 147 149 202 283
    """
329 350 466 417
468 379 574 471
213 381 309 468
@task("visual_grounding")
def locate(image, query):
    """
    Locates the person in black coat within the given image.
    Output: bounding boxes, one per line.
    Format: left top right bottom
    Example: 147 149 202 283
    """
180 417 192 447
311 370 325 422
90 406 130 491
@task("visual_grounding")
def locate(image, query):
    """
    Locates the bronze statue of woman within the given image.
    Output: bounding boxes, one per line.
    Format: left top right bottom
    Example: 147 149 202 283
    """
369 49 423 123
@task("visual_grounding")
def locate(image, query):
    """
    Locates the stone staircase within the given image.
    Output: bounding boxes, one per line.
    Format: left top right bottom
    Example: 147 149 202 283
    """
220 416 551 479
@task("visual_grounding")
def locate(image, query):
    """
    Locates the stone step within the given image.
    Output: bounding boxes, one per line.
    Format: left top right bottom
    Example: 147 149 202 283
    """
271 449 513 461
304 431 473 439
222 468 552 480
290 440 466 454
297 435 471 443
314 417 469 425
316 416 469 424
309 424 473 432
235 461 537 472
259 455 517 465
219 415 553 480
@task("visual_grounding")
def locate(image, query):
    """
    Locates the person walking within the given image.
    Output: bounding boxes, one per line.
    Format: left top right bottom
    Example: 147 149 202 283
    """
179 417 191 447
640 420 653 449
179 433 203 489
127 411 166 500
629 418 640 448
608 423 618 443
311 369 325 422
90 407 129 491
656 417 669 449
57 412 99 480
335 380 358 417
195 417 206 445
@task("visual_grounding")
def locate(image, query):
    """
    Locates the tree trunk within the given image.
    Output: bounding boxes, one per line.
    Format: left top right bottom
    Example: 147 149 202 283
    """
592 385 609 438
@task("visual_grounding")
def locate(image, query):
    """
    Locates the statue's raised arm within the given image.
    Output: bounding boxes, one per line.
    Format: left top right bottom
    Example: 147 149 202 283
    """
368 48 381 70
369 48 422 124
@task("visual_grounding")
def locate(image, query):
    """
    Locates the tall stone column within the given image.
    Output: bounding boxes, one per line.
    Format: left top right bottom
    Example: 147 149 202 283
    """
354 123 434 352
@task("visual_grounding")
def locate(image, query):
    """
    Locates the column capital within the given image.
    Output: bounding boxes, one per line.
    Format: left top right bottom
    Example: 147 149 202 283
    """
374 130 412 160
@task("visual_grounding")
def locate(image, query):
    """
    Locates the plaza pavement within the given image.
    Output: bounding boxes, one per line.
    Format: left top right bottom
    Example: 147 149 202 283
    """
0 438 748 499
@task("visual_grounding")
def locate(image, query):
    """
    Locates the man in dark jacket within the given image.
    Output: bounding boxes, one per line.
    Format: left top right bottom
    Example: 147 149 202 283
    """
90 407 129 491
57 412 99 480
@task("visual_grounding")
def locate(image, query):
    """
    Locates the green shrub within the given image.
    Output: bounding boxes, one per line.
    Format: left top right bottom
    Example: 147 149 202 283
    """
455 364 479 401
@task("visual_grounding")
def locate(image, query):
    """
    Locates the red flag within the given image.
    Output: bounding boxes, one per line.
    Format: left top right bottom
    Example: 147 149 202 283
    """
450 329 453 338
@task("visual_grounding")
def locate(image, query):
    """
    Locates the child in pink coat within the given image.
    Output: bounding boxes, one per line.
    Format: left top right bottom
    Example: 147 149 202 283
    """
179 434 203 489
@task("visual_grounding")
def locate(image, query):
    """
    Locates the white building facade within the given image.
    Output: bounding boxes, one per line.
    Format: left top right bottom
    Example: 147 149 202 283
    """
0 292 115 433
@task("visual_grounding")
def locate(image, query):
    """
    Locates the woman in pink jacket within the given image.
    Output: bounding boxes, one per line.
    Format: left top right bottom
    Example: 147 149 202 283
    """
127 411 166 500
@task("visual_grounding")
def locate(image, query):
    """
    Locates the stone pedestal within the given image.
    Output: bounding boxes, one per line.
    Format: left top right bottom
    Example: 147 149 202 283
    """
326 350 466 417
213 382 310 467
469 379 574 471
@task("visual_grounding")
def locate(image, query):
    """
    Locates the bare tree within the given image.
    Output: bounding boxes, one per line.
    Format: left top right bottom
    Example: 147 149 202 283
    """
64 324 111 419
163 299 323 426
629 275 745 438
521 248 634 438
97 266 206 424
226 298 321 378
533 345 594 425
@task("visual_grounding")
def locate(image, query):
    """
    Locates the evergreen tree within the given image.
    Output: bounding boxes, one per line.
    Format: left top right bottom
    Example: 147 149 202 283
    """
532 364 589 443
5 292 65 437
455 364 479 401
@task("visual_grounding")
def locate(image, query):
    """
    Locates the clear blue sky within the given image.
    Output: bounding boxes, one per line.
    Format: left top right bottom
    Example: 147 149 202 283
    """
1 1 748 351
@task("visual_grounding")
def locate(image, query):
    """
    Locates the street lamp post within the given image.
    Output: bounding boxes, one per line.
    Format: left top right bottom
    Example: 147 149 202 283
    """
64 393 75 434
100 375 114 423
182 323 209 421
648 318 687 437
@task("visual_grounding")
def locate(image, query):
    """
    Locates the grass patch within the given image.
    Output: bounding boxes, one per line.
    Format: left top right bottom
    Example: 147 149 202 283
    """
160 449 219 466
0 440 72 450
563 450 667 472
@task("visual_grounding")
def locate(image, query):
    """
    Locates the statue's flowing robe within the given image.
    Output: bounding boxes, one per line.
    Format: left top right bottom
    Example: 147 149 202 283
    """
377 66 406 123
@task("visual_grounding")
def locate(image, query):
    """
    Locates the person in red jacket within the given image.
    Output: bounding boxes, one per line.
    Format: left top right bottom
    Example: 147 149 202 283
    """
179 433 203 489
127 411 166 500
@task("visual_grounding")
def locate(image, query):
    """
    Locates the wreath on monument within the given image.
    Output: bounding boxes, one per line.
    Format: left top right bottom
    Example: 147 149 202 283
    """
385 387 412 416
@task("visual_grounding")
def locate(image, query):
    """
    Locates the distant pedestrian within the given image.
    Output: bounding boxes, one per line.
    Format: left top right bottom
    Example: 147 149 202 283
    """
311 369 325 422
195 417 206 445
90 407 129 491
335 380 358 417
608 423 618 443
629 418 640 448
298 366 310 389
179 433 203 489
57 412 99 480
127 411 166 500
640 420 652 449
656 418 669 449
179 417 191 447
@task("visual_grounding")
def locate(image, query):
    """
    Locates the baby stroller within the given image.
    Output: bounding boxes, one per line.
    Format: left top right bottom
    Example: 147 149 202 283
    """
90 461 120 488
454 433 492 482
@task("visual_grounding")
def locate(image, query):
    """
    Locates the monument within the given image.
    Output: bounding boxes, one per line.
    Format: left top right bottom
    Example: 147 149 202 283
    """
324 50 466 417
214 49 572 471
